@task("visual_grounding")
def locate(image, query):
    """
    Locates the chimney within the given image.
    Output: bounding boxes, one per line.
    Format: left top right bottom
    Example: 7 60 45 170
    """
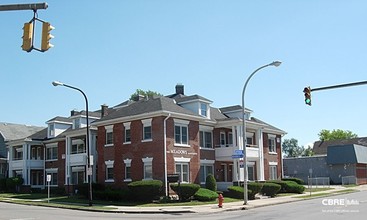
70 109 77 116
101 104 109 117
175 84 184 95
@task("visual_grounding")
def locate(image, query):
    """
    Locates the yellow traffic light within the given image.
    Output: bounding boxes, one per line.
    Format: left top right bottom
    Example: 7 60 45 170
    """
303 87 312 106
22 22 33 52
41 22 54 51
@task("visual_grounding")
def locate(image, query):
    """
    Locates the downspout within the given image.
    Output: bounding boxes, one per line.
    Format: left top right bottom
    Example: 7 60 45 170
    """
164 113 171 197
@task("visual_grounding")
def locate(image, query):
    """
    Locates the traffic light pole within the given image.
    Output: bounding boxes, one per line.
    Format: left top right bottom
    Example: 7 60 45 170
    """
0 3 47 11
309 80 367 92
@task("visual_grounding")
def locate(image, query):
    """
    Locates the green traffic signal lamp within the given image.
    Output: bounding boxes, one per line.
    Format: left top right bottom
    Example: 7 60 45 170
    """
303 87 312 106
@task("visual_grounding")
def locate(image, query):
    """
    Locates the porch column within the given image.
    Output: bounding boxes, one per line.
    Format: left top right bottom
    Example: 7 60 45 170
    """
23 143 29 185
65 137 71 186
256 128 265 181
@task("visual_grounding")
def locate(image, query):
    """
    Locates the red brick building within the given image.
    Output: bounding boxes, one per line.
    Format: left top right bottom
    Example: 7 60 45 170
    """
6 84 285 193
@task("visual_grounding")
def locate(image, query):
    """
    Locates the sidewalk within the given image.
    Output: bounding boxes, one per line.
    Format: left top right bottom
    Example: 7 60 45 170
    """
105 184 367 214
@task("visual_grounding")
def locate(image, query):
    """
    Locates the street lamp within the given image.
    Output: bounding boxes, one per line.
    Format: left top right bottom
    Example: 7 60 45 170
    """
242 61 281 205
52 81 93 206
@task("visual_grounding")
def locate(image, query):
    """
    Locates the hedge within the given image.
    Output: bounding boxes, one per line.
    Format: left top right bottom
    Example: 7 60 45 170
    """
261 183 281 197
128 180 163 202
194 188 218 201
267 180 305 194
170 183 200 201
247 182 263 200
282 177 305 185
227 186 254 200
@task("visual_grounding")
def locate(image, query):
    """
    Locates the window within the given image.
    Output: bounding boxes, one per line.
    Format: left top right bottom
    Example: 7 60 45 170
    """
72 171 85 185
248 165 255 181
175 125 188 145
220 132 226 147
175 163 189 182
105 125 114 146
269 165 277 180
124 122 131 143
200 103 207 117
142 119 152 141
48 124 54 137
142 157 153 180
71 139 85 154
46 145 58 160
268 135 276 153
228 132 233 147
74 118 81 129
199 131 212 148
30 170 43 186
105 160 114 182
46 170 58 186
199 164 214 183
31 146 42 160
13 146 23 160
124 158 132 181
246 133 254 147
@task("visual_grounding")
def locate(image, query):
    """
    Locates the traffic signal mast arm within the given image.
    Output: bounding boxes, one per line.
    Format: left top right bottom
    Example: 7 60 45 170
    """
309 80 367 92
0 3 47 11
304 80 367 105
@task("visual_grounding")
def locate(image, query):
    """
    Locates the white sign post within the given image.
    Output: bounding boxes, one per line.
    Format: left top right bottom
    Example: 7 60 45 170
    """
47 174 51 203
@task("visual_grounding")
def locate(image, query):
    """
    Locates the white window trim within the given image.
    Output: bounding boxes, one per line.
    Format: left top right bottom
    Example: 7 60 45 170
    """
105 160 114 183
105 125 114 147
123 158 132 182
174 123 190 147
45 143 58 161
199 130 213 149
269 161 278 166
123 122 131 144
174 157 191 163
220 132 226 147
142 119 153 142
142 157 153 180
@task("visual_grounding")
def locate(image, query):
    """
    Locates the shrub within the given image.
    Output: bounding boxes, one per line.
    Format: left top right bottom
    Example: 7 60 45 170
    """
0 178 6 192
267 180 305 194
6 177 24 192
76 183 105 198
261 183 281 197
170 183 200 201
205 174 217 192
247 182 263 200
94 188 132 201
282 177 305 185
194 188 218 201
128 180 163 202
227 186 243 199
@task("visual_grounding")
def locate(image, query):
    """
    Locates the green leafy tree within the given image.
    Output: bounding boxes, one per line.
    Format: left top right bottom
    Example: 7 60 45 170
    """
282 138 305 158
130 89 163 100
302 146 314 156
318 129 358 141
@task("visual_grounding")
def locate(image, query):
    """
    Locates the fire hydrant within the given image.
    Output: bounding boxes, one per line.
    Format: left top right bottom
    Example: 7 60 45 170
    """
218 193 224 208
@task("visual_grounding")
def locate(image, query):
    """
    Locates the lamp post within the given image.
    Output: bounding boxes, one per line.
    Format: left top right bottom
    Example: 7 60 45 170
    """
242 61 281 205
52 81 93 206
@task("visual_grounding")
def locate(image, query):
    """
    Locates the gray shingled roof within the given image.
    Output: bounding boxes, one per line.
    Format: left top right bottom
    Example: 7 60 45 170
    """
0 122 45 141
313 137 367 155
46 116 72 123
95 96 202 123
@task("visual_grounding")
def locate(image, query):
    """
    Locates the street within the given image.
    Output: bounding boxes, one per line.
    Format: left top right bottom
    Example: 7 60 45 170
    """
0 190 365 220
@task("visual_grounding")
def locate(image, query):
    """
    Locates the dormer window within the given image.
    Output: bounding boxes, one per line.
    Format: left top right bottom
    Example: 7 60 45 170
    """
48 124 54 137
74 118 81 129
200 103 208 117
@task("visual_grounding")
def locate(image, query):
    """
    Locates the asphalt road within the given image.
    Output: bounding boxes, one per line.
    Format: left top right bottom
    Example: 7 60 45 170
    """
0 190 365 220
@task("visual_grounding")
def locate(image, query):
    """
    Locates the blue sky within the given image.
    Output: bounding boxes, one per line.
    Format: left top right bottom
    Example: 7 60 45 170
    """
1 0 366 147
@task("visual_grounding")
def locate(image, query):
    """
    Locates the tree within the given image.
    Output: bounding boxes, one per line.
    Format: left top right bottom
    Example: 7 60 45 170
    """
302 146 314 156
282 138 305 158
318 129 358 141
129 89 163 100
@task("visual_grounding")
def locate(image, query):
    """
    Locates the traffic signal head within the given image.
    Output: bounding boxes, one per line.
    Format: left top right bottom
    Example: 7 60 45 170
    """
303 87 312 106
22 22 33 52
41 22 54 51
